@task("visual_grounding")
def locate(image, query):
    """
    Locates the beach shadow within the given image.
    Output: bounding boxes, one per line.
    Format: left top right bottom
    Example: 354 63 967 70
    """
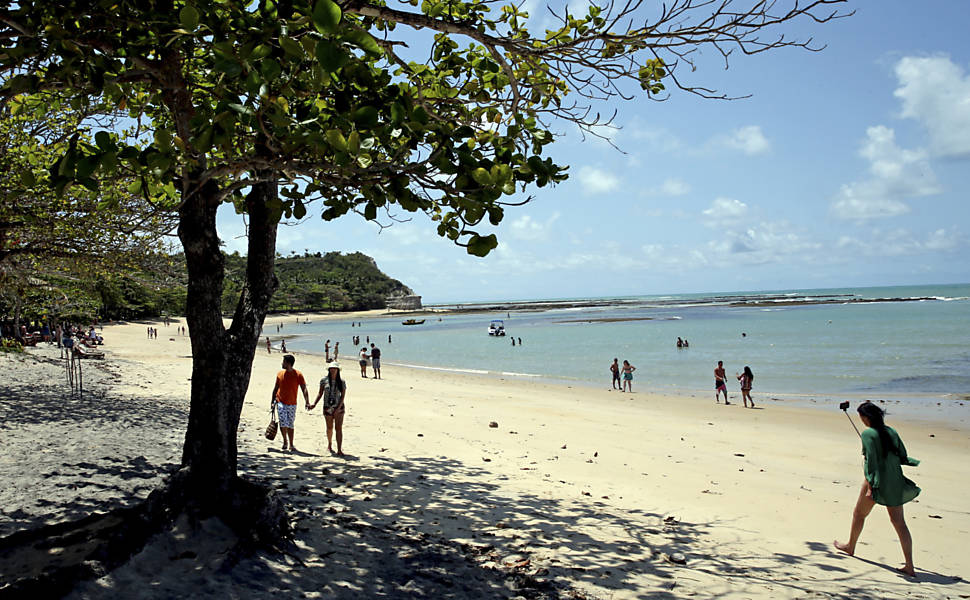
0 352 187 538
222 449 692 598
191 446 907 600
821 543 965 585
288 449 319 458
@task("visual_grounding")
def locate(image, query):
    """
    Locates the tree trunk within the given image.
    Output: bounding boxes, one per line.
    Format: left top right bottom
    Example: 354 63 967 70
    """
176 174 284 540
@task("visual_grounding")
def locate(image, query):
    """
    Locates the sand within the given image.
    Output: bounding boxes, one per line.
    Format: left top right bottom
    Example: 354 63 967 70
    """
1 315 968 599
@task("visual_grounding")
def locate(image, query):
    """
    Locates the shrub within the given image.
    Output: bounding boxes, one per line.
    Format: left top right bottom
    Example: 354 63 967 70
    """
0 338 24 353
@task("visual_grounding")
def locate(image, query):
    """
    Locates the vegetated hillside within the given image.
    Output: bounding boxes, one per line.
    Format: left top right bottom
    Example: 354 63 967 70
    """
222 251 413 313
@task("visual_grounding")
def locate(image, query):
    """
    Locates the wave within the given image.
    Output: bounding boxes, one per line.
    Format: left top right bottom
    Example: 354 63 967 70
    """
386 362 543 378
388 362 490 375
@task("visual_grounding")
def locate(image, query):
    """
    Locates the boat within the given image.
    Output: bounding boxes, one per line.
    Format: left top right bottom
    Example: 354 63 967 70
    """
402 319 425 325
488 319 506 336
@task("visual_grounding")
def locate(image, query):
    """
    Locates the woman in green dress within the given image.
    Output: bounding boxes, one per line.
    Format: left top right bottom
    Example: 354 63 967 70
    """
834 402 920 577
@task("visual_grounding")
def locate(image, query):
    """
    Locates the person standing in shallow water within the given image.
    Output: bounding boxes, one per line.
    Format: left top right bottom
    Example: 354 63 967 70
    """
834 401 920 578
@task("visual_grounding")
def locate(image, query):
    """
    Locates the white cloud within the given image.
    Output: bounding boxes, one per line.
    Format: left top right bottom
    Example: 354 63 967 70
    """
703 197 748 222
924 228 961 251
894 55 970 158
706 220 821 265
576 166 620 194
722 125 771 155
509 212 560 241
659 178 691 196
837 228 964 257
831 125 940 220
627 124 685 154
640 244 709 270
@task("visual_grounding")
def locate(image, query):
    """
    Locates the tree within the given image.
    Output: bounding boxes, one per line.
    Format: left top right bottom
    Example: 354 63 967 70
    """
0 0 850 543
0 95 177 330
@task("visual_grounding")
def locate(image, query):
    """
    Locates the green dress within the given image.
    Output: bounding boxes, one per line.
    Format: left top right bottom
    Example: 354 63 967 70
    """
861 426 920 507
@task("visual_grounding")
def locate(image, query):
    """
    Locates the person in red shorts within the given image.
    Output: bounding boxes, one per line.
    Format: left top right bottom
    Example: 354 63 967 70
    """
270 354 309 452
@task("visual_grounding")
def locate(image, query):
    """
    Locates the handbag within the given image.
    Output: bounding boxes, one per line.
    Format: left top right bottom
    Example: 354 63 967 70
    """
265 402 279 440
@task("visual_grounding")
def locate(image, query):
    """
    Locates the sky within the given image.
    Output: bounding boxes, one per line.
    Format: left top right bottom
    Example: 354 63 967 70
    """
217 0 970 303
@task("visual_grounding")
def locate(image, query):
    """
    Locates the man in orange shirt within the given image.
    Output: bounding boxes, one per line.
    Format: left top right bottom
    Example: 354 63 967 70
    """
271 354 309 452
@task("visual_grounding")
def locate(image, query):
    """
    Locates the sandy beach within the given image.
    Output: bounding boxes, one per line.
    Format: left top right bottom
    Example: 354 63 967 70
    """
1 315 968 599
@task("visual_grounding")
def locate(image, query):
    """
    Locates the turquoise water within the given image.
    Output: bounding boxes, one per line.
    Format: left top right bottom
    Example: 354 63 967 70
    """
282 284 970 413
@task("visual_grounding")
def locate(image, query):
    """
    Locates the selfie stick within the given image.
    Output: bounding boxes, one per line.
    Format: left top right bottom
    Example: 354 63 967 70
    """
840 402 862 439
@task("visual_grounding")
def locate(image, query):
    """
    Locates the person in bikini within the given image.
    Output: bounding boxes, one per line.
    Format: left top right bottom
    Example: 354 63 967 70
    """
621 360 636 392
310 362 348 456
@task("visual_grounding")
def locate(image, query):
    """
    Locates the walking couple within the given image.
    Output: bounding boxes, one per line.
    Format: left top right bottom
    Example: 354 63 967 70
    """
271 355 349 456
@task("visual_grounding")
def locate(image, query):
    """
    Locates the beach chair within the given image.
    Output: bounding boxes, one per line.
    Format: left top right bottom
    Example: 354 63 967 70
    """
74 345 104 359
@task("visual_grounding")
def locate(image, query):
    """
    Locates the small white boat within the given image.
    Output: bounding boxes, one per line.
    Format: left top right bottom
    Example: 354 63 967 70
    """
488 320 506 336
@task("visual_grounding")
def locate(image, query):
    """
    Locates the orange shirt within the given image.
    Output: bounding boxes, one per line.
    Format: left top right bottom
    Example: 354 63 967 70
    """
275 369 306 405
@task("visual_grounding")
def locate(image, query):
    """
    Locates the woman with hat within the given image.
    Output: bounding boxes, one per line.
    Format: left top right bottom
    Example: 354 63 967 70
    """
310 362 348 456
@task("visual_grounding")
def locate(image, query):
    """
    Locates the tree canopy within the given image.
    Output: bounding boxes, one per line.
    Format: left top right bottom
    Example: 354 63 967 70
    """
0 95 178 325
1 0 849 255
0 0 851 545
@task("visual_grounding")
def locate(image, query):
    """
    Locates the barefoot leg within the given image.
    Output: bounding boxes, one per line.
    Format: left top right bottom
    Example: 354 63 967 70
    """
325 414 335 453
835 481 876 556
887 505 915 576
334 410 345 455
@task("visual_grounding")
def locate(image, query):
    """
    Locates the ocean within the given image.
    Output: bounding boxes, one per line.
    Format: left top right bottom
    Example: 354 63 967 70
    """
282 284 970 417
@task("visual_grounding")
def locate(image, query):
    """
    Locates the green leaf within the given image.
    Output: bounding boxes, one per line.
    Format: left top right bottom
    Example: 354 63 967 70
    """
364 202 377 220
76 154 100 179
351 106 379 128
357 153 372 168
229 103 255 116
215 57 242 77
260 58 281 80
95 131 113 151
343 30 382 57
347 130 360 153
20 169 36 187
180 5 200 31
293 200 307 220
325 129 348 151
279 36 305 58
466 233 498 257
312 0 342 35
487 205 504 225
471 167 492 186
251 44 273 60
390 102 405 124
315 40 346 73
101 151 118 172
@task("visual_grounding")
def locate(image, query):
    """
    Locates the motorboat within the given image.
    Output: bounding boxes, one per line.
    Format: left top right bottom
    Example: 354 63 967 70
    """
488 319 506 336
402 318 425 325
